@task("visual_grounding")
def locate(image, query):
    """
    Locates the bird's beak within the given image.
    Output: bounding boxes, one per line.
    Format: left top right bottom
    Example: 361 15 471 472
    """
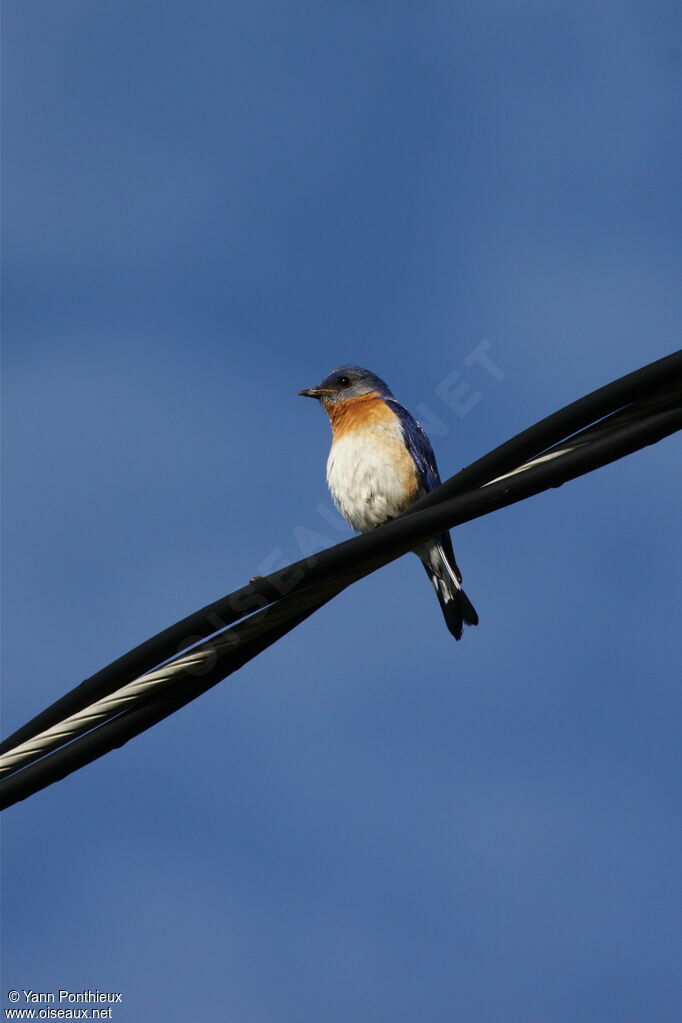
299 387 326 399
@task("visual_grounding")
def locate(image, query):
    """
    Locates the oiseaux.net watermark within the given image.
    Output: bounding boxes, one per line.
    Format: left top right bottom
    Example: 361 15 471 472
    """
4 989 122 1020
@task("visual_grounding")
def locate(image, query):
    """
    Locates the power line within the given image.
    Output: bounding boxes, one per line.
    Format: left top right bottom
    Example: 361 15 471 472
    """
3 350 677 760
1 351 680 811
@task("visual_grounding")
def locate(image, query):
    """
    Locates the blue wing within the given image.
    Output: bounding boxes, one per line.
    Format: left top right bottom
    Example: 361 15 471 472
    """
386 399 441 493
386 397 466 586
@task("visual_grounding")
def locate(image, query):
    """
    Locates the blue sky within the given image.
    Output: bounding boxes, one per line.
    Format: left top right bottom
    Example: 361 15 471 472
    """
2 2 681 1020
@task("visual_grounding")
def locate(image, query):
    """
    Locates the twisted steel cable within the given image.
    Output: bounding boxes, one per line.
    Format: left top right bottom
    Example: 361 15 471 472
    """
1 351 680 811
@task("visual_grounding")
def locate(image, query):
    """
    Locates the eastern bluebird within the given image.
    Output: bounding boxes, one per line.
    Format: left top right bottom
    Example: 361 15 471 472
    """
300 365 478 640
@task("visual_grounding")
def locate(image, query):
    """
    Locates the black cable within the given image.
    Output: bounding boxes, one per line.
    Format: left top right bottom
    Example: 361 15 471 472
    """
1 398 679 810
0 586 342 811
3 350 680 760
412 353 682 514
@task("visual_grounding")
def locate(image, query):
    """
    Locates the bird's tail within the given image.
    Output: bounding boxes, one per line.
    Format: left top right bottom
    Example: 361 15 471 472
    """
418 540 479 641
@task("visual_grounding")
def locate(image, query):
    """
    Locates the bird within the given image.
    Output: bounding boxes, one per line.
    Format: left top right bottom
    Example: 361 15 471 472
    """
299 365 478 640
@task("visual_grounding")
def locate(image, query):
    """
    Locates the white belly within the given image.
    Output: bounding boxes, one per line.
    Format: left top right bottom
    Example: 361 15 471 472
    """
326 430 420 533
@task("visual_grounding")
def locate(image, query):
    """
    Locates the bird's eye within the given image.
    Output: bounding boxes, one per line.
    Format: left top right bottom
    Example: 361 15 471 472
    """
336 376 351 387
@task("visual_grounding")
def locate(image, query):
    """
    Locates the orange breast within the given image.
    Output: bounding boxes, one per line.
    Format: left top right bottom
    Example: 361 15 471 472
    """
325 393 422 504
325 392 396 437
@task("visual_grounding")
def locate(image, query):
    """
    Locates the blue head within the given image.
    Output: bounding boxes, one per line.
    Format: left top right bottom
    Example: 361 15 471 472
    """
299 365 393 406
